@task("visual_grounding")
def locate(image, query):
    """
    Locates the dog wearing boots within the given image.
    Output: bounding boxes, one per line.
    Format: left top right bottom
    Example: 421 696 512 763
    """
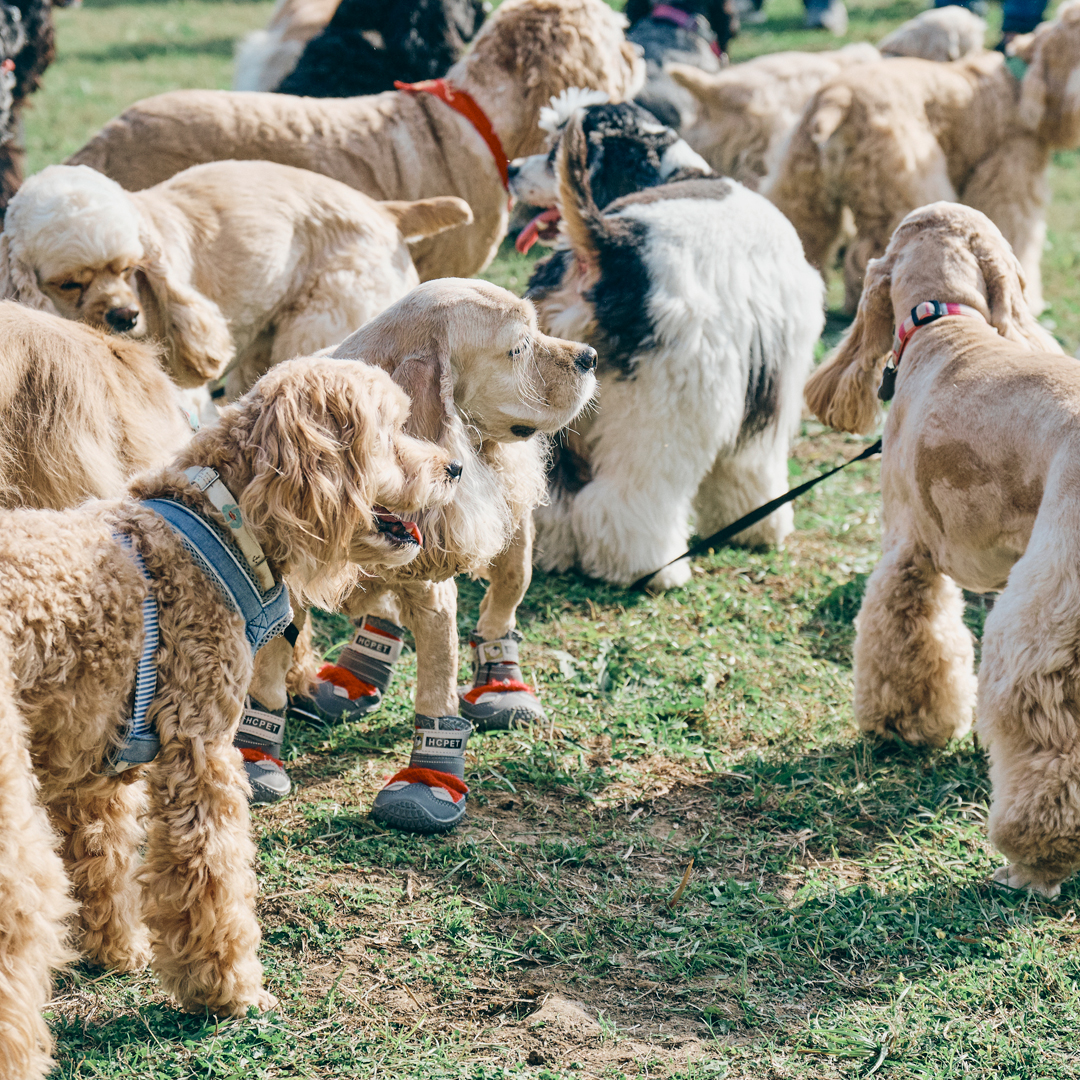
249 279 598 834
0 356 460 1079
803 200 1080 899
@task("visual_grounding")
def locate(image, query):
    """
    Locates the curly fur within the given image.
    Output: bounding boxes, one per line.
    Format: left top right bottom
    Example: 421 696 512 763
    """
523 105 822 589
877 6 986 61
805 202 1080 898
766 0 1080 314
0 357 458 1077
1 161 471 389
68 0 645 282
251 279 596 722
0 0 56 216
275 0 486 98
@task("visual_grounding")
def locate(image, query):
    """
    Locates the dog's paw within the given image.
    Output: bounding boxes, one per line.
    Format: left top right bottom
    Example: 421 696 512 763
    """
645 558 692 593
992 863 1063 900
252 989 279 1013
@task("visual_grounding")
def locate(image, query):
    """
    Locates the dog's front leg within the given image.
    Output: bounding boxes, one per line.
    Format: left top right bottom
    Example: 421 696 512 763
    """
46 774 150 973
476 516 533 641
853 538 976 747
141 721 271 1016
401 579 460 719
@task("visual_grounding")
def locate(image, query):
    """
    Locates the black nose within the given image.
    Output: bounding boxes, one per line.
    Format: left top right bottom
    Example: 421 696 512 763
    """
446 459 463 480
507 161 520 183
105 306 139 332
575 346 598 373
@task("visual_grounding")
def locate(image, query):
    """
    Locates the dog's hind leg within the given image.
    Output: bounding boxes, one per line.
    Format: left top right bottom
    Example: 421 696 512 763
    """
0 664 75 1080
694 427 794 550
980 516 1080 898
47 775 150 973
141 721 270 1015
852 538 976 748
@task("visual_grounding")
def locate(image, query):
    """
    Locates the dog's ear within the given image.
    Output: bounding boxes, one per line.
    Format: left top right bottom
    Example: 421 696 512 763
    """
0 234 57 313
969 230 1054 350
390 341 456 445
137 228 235 387
805 256 894 434
239 363 374 609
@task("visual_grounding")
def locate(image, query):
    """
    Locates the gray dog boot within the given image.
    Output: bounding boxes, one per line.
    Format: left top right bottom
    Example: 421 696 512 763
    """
458 630 546 731
304 616 405 723
370 715 472 834
235 698 292 804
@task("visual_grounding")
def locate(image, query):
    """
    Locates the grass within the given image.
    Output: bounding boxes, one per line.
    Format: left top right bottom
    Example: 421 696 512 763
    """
23 0 1080 1076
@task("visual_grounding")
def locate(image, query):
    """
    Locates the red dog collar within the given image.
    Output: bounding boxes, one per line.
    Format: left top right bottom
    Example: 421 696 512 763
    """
878 300 983 401
395 78 510 192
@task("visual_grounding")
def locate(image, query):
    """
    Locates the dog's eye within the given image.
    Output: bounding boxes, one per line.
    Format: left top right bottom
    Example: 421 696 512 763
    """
58 281 81 291
509 339 530 360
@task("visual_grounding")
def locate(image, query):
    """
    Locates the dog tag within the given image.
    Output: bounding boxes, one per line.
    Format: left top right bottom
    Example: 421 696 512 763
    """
878 364 897 402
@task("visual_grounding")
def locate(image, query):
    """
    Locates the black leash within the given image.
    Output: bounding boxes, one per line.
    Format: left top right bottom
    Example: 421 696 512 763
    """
629 439 882 591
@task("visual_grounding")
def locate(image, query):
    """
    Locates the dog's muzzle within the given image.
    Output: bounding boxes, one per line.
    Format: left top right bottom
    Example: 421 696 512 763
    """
105 306 140 333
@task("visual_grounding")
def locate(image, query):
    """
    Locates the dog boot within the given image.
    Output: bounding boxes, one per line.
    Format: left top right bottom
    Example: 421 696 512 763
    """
304 616 405 723
236 698 292 804
458 630 546 731
370 715 472 834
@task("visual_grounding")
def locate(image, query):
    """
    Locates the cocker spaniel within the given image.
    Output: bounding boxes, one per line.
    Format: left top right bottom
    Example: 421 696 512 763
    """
804 201 1080 899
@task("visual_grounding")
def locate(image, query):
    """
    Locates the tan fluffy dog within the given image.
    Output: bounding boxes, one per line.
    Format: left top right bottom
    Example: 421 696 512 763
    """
1 161 471 394
803 201 1080 899
250 280 597 745
0 301 192 509
767 1 1080 314
669 43 879 190
65 0 644 282
668 7 986 192
0 357 459 1080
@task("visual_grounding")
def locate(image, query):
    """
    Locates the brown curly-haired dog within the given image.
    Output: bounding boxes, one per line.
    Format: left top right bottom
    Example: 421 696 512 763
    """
767 0 1080 313
803 201 1080 898
0 356 458 1079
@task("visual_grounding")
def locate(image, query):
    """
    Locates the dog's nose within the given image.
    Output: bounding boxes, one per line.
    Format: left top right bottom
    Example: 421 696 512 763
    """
105 306 139 333
446 459 463 480
575 346 598 373
507 161 521 183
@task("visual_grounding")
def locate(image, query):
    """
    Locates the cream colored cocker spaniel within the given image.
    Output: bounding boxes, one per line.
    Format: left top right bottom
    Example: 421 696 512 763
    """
805 200 1080 899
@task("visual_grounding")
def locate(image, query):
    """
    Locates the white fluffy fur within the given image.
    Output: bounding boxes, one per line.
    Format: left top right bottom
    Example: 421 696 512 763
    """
534 183 823 587
539 87 611 134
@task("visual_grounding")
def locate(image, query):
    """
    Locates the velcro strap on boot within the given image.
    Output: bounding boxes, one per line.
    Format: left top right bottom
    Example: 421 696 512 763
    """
409 715 472 781
473 636 520 667
236 701 286 752
335 616 404 695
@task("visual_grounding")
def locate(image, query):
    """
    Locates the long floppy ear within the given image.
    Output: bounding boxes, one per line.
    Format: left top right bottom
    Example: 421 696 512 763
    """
239 365 374 609
0 234 57 313
968 229 1059 351
804 255 894 434
390 340 456 445
137 227 235 386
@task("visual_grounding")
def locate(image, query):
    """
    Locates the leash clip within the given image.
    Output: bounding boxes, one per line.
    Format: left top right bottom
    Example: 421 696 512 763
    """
911 300 949 327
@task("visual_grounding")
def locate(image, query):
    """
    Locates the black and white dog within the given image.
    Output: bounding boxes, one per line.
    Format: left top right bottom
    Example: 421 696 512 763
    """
508 98 823 590
625 0 736 130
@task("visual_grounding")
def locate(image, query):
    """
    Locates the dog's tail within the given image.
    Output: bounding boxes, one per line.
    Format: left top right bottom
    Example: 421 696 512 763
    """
556 110 608 266
382 197 474 244
0 646 77 1079
805 85 853 150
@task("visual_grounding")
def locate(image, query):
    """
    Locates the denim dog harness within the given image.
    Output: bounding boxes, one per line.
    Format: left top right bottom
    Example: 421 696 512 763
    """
105 466 292 774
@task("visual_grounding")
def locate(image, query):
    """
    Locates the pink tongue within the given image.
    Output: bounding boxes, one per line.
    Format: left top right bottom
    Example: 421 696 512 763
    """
515 208 562 254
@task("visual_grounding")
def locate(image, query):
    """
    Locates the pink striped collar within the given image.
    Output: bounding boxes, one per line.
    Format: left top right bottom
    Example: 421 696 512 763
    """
890 301 983 364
